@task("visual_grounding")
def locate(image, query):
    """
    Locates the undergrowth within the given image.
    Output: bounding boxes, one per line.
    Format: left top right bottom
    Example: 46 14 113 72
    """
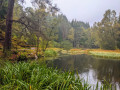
0 61 114 90
0 61 90 90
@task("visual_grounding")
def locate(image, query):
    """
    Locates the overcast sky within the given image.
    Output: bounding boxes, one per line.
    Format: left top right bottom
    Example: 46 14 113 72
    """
25 0 120 26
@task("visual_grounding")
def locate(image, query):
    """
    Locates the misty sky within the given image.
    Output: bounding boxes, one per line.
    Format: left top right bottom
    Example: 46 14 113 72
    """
25 0 120 26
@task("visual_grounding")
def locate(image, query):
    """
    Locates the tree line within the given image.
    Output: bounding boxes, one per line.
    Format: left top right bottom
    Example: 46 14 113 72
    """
0 0 120 56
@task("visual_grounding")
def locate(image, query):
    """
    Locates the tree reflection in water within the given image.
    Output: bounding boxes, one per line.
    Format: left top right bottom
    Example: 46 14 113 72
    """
46 54 120 89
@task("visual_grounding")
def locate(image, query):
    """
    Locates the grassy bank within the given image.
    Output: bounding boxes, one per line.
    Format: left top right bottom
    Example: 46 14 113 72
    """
1 48 120 60
54 48 120 59
39 48 120 59
0 61 91 90
89 50 120 59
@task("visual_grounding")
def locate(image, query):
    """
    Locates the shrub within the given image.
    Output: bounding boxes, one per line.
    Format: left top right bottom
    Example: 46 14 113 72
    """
48 41 61 48
37 53 43 58
44 49 57 57
60 40 73 51
18 54 27 61
12 50 18 54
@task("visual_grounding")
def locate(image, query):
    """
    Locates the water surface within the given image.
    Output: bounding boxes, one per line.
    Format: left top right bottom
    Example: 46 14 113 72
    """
46 54 120 89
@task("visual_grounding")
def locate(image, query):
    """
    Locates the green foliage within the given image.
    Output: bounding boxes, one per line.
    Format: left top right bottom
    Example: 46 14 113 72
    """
68 28 74 41
56 15 90 48
57 15 71 41
0 0 8 19
12 36 26 49
26 34 37 45
44 49 57 57
18 54 28 61
0 62 91 90
39 38 48 51
56 10 120 50
92 9 120 50
12 50 18 55
0 30 5 49
0 0 7 32
37 53 42 58
48 41 60 48
1 0 120 54
60 40 72 50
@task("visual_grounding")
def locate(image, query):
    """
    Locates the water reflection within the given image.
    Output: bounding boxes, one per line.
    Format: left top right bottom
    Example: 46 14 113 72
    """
46 54 120 88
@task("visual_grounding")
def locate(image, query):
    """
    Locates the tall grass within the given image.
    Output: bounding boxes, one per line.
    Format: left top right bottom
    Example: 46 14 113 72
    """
0 62 91 90
0 61 115 90
89 51 120 59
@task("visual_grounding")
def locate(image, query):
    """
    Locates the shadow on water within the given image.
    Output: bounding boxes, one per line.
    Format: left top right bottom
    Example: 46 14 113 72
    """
46 54 120 89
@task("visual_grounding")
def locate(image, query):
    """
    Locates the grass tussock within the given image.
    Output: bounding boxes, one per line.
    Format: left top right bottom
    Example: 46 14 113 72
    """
0 62 91 90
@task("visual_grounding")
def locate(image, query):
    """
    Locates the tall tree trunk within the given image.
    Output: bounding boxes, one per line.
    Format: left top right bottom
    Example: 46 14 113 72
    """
3 0 15 55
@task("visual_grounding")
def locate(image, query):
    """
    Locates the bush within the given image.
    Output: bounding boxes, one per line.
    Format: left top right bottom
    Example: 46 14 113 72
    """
44 49 57 57
37 53 43 58
60 40 73 51
48 41 60 48
12 50 18 54
18 54 27 61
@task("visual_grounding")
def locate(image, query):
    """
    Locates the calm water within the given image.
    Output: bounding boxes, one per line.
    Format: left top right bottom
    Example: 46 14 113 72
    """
46 54 120 89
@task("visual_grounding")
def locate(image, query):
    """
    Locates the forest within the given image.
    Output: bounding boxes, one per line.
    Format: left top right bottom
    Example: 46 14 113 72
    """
1 0 120 53
0 0 120 90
